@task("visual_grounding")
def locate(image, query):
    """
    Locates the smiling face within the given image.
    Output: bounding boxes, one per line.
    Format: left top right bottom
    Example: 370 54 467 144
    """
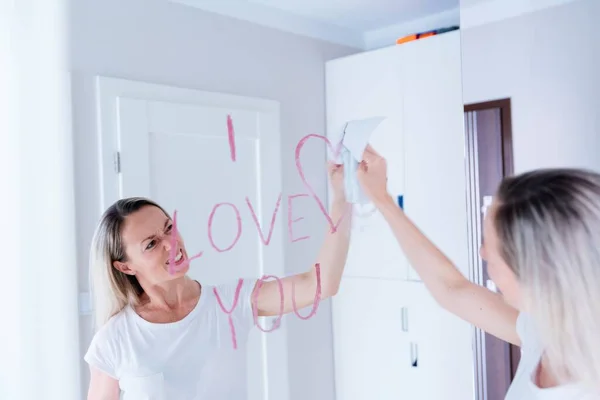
112 205 190 285
480 201 523 310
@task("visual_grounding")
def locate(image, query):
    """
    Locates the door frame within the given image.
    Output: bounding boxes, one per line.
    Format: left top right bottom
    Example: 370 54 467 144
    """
94 76 290 400
464 98 520 384
464 99 514 177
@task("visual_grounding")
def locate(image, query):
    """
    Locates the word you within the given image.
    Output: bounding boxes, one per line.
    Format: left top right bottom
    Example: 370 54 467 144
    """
169 209 324 350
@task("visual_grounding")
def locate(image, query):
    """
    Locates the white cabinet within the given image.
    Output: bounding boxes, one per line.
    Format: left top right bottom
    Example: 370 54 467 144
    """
326 31 474 399
402 283 474 400
331 278 411 400
331 279 474 400
325 30 468 282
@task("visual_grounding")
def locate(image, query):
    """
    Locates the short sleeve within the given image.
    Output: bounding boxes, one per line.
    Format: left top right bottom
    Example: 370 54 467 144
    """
83 326 119 380
516 311 540 350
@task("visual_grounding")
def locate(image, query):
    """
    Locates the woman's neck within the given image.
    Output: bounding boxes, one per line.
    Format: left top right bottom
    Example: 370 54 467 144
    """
139 276 200 311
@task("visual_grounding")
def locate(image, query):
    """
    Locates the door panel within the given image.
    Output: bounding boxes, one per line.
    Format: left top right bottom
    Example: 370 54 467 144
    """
402 32 469 282
325 46 407 280
332 279 474 400
402 283 474 400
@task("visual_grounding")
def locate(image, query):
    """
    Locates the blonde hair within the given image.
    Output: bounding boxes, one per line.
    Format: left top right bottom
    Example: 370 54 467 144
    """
494 168 600 390
89 197 171 330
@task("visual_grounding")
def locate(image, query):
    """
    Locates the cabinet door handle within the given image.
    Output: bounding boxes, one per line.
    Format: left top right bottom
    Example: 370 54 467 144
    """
401 307 408 332
410 342 418 367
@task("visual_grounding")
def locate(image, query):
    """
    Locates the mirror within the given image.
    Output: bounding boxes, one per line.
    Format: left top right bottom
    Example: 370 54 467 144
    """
72 1 469 399
15 0 599 399
5 0 468 398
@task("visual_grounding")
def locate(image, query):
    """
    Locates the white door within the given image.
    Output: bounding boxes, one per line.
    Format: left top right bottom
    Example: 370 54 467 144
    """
96 76 290 400
401 31 468 282
325 45 408 281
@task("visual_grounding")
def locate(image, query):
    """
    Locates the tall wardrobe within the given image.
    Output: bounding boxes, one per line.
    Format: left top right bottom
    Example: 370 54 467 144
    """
325 30 476 400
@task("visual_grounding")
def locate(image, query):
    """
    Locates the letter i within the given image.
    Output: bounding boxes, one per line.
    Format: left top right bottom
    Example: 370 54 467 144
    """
227 114 236 162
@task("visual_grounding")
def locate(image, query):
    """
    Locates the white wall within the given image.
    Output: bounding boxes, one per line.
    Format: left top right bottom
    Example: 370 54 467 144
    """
69 0 359 398
1 1 81 400
460 0 600 173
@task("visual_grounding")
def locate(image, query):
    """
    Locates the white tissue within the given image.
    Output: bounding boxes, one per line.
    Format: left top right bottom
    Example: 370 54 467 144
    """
339 116 386 204
342 117 386 161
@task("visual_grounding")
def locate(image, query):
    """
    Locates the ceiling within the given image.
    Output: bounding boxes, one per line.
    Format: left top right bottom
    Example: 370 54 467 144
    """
245 0 458 30
170 0 460 50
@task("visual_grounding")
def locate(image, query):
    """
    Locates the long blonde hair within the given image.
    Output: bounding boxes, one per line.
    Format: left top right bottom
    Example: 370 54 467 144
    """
89 197 171 330
494 168 600 390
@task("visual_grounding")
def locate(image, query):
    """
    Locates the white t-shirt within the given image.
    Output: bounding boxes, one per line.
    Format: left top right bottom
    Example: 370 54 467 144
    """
84 279 258 400
505 312 599 399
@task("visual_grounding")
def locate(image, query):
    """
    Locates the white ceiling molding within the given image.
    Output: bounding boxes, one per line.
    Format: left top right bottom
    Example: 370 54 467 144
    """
169 0 365 48
169 0 462 50
364 7 459 50
461 0 581 29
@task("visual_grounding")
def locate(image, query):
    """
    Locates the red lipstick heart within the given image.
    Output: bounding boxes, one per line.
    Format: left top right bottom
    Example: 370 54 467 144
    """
294 134 350 233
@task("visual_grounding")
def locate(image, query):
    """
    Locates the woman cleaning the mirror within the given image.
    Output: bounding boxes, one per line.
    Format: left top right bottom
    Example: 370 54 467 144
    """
84 162 351 400
358 145 600 399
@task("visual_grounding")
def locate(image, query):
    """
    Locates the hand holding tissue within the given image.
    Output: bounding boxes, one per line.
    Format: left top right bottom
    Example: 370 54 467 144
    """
356 145 392 206
335 117 386 204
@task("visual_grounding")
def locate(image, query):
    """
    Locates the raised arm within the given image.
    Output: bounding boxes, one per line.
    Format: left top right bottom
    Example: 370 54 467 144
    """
252 162 351 317
357 146 520 346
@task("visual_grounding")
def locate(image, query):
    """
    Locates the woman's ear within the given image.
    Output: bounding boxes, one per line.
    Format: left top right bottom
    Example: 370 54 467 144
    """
113 260 135 275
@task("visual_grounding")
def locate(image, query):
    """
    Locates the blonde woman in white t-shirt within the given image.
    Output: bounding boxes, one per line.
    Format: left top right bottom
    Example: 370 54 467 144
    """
84 163 351 400
358 146 600 399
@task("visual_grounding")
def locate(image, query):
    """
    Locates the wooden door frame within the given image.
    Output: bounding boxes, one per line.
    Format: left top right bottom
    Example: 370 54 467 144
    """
464 98 520 380
464 99 514 177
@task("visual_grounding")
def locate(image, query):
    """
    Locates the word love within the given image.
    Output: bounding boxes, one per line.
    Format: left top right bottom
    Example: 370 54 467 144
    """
213 264 322 350
166 192 351 272
165 191 334 270
205 192 308 250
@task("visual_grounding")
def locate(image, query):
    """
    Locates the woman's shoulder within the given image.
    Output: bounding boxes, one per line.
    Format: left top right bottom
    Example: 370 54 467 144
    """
92 307 130 340
84 308 130 379
515 311 544 354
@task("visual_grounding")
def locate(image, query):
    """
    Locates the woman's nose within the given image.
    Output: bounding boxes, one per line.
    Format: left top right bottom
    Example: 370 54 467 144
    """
479 245 487 261
161 235 174 251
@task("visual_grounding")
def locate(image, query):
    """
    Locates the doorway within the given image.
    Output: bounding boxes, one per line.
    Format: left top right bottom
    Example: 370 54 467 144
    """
463 99 519 400
95 76 290 400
